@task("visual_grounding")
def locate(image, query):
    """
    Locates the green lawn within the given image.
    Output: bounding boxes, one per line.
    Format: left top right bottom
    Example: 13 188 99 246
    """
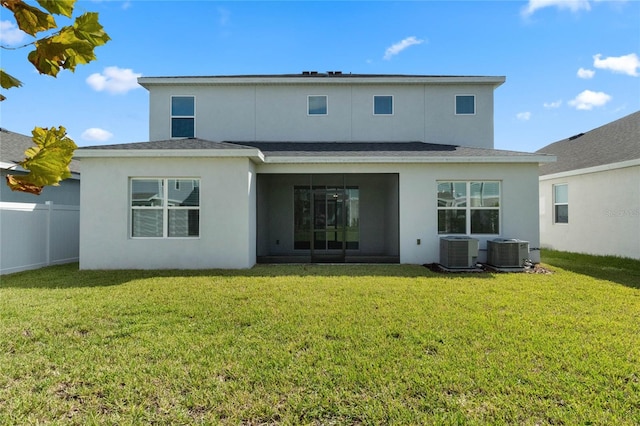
1 251 638 425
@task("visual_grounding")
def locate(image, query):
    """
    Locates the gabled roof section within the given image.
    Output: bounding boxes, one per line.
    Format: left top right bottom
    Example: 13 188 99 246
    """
0 128 81 173
537 111 640 176
138 73 505 88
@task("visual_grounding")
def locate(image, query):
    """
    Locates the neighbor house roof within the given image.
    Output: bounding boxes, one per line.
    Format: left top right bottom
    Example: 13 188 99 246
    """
0 128 81 174
536 111 640 176
76 139 554 164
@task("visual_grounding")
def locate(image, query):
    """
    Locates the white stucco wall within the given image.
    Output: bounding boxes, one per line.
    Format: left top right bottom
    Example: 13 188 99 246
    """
539 164 640 259
79 157 256 270
148 83 496 148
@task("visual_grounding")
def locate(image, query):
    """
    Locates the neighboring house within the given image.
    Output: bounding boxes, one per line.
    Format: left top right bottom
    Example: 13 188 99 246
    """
76 72 553 270
0 128 81 274
537 111 640 260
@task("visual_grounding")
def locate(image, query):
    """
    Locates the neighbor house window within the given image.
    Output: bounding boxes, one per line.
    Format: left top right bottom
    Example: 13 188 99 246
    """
374 95 393 115
553 184 568 224
308 95 328 115
437 181 500 234
130 178 200 238
455 95 475 115
171 96 195 138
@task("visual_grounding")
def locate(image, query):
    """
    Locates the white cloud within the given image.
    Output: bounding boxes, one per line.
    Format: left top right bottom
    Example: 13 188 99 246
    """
522 0 591 16
544 100 562 109
86 66 142 94
577 68 595 79
593 53 640 77
81 128 113 142
517 112 532 121
383 36 425 60
0 20 26 46
568 90 612 110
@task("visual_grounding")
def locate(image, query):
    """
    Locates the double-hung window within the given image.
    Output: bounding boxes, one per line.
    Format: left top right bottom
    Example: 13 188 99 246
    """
373 95 393 115
171 96 195 138
437 181 500 234
308 95 328 115
553 184 568 224
455 95 475 115
131 178 200 238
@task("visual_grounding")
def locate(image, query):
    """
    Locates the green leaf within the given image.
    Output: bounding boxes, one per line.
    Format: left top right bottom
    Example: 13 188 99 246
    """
6 126 77 194
36 0 76 18
3 0 57 36
0 69 23 90
27 13 110 76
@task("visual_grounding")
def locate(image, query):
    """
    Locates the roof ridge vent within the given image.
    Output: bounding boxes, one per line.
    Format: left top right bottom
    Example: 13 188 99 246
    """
569 132 585 141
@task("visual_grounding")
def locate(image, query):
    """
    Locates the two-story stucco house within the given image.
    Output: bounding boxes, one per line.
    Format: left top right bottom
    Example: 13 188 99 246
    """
76 72 553 269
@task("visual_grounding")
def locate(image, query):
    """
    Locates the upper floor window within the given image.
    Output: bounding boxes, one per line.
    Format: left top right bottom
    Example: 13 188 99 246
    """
308 95 328 115
553 184 568 224
171 96 195 138
455 95 475 115
130 178 200 238
374 95 393 115
437 181 500 235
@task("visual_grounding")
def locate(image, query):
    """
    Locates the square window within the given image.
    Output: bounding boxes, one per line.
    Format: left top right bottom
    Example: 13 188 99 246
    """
374 95 393 115
308 95 328 115
456 95 475 115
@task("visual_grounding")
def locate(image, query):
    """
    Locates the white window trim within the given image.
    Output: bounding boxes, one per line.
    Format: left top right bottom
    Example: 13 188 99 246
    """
307 95 328 116
455 94 476 116
170 95 196 139
553 183 569 224
373 95 394 116
437 180 501 235
130 177 201 239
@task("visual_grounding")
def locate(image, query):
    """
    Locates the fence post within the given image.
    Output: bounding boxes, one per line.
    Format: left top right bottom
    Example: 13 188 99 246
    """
45 201 52 267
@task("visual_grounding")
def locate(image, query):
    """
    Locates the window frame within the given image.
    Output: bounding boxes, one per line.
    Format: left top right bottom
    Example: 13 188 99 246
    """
130 177 201 239
437 180 501 235
373 95 394 115
553 183 569 224
170 95 196 138
455 94 476 116
307 95 328 116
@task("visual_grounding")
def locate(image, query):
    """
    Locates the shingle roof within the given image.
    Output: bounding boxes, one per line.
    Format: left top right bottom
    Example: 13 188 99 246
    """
226 141 541 159
0 128 81 173
81 138 255 151
536 111 640 176
79 139 548 161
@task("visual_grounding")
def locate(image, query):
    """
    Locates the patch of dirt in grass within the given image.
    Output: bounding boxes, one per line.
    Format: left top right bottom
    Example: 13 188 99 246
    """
424 263 554 274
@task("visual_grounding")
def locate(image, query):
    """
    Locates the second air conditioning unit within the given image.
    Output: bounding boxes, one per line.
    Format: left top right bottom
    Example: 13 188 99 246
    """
439 236 479 268
487 239 530 268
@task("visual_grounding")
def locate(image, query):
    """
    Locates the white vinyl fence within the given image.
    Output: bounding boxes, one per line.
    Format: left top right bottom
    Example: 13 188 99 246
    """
0 201 79 275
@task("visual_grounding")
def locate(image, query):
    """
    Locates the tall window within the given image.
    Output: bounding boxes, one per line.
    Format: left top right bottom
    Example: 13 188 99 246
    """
374 95 393 115
553 184 568 224
455 95 475 115
131 178 200 238
308 95 328 115
171 96 195 138
437 181 500 234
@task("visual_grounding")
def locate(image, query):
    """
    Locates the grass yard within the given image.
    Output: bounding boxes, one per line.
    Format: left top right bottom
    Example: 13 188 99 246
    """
1 250 639 425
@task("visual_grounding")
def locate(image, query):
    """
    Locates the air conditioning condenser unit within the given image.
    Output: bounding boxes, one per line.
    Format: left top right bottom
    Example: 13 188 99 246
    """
439 237 479 269
487 239 530 268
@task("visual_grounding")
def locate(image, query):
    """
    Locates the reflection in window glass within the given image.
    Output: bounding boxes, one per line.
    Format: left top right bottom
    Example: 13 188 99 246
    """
374 96 393 115
308 95 327 115
438 181 500 234
554 184 568 224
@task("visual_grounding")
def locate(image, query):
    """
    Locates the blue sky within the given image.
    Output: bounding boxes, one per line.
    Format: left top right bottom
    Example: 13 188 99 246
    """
1 0 639 152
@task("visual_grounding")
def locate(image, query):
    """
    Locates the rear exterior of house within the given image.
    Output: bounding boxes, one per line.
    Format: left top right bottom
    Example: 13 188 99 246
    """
77 73 552 269
537 111 640 260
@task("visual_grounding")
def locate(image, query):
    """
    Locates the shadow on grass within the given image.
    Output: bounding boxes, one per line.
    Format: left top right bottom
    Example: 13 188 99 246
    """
1 262 499 289
542 249 640 290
